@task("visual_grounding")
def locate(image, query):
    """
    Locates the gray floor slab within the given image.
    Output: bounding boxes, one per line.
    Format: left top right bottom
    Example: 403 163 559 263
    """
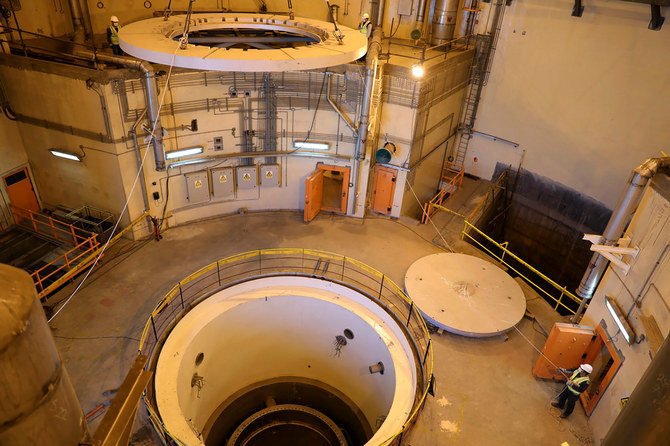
47 197 593 445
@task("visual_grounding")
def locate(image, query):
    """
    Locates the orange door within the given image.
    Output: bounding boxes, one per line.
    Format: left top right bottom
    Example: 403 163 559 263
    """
304 169 324 222
370 165 397 215
4 168 40 213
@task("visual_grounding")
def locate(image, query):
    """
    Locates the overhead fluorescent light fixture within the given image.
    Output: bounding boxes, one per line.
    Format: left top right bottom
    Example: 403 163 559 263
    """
49 149 83 162
165 146 204 160
605 295 635 345
293 141 330 151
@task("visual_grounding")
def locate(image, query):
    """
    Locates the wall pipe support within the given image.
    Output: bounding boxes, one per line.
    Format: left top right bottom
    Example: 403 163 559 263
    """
352 27 383 217
326 73 358 136
573 156 670 322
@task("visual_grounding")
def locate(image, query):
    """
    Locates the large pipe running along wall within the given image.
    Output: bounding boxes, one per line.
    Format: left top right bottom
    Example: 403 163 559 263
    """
353 27 383 215
574 157 670 319
0 265 89 445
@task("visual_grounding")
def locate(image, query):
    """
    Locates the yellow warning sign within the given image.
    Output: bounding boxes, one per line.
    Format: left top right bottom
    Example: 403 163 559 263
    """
243 173 251 181
219 175 227 183
265 170 273 178
194 179 203 189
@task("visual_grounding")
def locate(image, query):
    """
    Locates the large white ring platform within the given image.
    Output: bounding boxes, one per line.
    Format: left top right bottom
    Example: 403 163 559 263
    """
404 253 526 337
119 14 368 72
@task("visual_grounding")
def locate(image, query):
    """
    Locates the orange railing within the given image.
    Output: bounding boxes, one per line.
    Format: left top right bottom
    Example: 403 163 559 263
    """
10 206 100 297
421 162 465 223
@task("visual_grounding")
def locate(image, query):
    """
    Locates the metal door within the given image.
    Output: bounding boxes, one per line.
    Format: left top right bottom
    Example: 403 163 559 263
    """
370 165 397 215
3 167 40 216
304 169 324 222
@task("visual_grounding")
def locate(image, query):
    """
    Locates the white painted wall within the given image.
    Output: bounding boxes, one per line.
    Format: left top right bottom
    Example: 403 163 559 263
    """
582 177 670 443
0 65 130 223
469 0 670 209
155 277 418 446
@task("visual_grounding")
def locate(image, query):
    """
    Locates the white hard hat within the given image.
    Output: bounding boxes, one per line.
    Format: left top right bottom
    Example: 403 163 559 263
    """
110 16 119 23
580 364 593 374
362 13 370 19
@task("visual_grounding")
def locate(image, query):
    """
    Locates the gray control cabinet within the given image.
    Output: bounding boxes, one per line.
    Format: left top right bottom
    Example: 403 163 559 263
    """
260 164 280 187
185 171 210 203
236 166 258 191
211 167 235 198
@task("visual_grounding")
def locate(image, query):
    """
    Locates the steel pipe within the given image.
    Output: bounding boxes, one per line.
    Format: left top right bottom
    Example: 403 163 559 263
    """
352 27 383 216
573 156 670 321
76 51 166 170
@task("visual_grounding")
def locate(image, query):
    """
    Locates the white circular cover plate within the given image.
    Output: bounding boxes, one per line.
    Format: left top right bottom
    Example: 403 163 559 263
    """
119 14 368 71
405 253 526 337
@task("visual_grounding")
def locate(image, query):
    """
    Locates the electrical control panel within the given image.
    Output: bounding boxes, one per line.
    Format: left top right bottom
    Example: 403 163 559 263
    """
185 171 210 203
213 136 224 151
260 164 280 187
236 166 258 191
211 167 235 198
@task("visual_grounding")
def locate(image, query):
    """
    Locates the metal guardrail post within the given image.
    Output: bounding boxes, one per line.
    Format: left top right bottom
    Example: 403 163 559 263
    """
151 316 158 342
422 339 431 366
217 261 221 286
379 274 385 299
406 301 414 326
179 284 184 309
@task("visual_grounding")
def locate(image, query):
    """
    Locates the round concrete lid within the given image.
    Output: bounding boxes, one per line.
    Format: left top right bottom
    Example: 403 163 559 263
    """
0 265 37 350
404 253 526 337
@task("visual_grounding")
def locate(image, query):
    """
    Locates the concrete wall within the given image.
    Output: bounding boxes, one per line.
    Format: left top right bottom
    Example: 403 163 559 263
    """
0 63 130 224
581 175 670 443
467 0 670 209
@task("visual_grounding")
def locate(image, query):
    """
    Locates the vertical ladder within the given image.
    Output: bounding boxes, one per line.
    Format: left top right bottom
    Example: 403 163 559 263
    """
453 1 507 170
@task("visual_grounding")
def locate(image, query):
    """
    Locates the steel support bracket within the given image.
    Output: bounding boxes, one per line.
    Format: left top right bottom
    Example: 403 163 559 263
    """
572 0 584 17
583 234 639 274
649 4 665 31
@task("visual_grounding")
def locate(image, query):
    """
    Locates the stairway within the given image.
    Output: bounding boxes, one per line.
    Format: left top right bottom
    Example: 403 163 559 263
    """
0 226 60 271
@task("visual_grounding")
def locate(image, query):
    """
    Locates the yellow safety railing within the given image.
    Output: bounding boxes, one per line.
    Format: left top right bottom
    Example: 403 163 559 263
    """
35 211 150 299
462 221 583 314
138 248 434 446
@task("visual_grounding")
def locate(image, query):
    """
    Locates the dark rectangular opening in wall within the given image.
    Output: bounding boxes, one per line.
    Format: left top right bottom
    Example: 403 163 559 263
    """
470 164 612 315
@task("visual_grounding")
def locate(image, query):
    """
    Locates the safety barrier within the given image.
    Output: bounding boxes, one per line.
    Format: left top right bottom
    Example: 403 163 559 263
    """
421 162 465 224
138 248 434 446
10 206 100 298
461 222 583 314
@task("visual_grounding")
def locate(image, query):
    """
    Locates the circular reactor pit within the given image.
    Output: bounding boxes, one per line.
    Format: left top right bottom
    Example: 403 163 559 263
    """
404 253 526 337
151 276 424 445
119 14 368 72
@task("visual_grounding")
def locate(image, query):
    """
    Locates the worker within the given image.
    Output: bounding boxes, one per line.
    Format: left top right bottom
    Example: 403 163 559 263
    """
358 13 372 38
551 364 592 418
107 16 122 55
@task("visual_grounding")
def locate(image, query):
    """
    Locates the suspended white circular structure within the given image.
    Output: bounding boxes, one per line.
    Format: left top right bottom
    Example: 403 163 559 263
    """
118 14 368 72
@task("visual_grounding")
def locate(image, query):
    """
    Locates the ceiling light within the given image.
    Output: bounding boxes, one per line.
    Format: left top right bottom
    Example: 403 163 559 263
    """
49 149 83 162
605 295 635 345
293 141 330 150
165 146 204 160
411 63 425 78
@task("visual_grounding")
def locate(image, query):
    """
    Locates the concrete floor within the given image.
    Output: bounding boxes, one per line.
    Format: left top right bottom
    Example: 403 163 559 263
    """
48 178 594 445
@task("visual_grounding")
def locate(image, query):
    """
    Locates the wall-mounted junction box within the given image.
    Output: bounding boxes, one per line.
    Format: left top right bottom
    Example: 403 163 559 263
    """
213 136 224 151
260 164 280 187
211 167 235 198
185 171 210 203
236 166 258 191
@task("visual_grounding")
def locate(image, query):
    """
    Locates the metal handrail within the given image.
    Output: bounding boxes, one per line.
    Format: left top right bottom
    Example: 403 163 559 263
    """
461 222 584 314
138 248 434 446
